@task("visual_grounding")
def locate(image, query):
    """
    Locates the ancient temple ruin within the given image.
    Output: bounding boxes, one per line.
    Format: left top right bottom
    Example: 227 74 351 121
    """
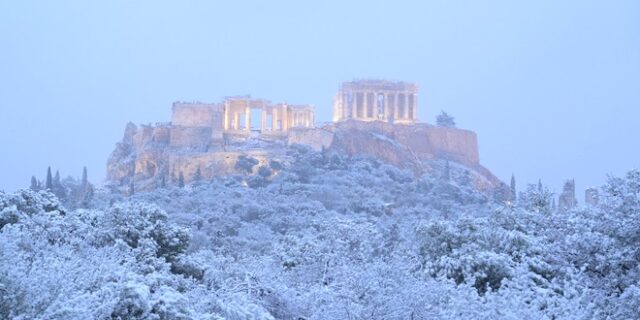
333 80 419 124
168 96 315 149
221 96 314 133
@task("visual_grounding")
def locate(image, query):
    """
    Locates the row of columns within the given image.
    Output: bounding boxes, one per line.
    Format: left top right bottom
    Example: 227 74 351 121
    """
291 111 313 128
342 91 417 121
222 101 313 132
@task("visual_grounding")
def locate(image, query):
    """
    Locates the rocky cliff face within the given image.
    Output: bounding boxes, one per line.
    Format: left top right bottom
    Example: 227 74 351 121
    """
106 120 504 194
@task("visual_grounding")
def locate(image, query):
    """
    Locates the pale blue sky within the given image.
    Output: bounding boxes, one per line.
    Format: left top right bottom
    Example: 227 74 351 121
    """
1 0 639 198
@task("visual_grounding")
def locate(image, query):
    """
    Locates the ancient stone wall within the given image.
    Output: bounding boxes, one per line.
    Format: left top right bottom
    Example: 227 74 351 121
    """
395 125 480 167
286 120 481 175
210 106 225 142
131 124 171 149
171 102 215 127
169 126 213 150
287 126 335 151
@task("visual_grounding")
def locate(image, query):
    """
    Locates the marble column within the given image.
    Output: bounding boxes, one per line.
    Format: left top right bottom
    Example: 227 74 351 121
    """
408 93 413 119
383 93 389 121
234 112 240 130
223 101 229 130
392 94 399 120
372 92 378 120
351 93 357 119
407 93 413 119
273 108 279 131
398 93 407 119
412 94 418 121
261 109 267 131
245 104 251 132
282 105 288 131
342 92 348 120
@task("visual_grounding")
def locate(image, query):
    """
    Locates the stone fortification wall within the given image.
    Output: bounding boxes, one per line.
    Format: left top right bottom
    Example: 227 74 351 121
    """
171 102 215 127
290 120 480 168
287 126 335 151
169 127 212 150
393 124 479 167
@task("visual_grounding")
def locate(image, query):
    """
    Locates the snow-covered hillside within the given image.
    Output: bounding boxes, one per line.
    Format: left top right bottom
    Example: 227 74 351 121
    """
1 147 640 319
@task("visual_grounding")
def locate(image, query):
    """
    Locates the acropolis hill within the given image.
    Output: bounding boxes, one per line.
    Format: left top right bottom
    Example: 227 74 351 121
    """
107 80 502 192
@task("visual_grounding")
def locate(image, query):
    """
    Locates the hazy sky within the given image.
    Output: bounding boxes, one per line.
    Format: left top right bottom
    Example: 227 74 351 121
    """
1 0 639 198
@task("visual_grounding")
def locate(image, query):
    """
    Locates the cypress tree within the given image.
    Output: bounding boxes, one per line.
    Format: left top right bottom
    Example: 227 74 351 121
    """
54 170 61 186
30 176 39 190
510 174 517 201
537 179 543 193
45 167 53 190
178 172 185 188
81 166 88 189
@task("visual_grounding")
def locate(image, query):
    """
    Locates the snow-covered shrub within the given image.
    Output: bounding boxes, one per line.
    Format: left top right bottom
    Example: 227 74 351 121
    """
3 146 640 319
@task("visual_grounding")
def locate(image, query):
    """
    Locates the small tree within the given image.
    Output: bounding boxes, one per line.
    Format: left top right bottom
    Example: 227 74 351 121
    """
81 184 94 208
269 160 283 171
193 167 202 182
510 174 517 202
30 176 40 191
519 181 554 214
54 170 61 186
436 111 456 128
52 170 66 199
258 166 272 178
235 155 259 174
178 172 185 188
443 160 451 182
81 166 88 189
45 167 53 190
160 176 166 188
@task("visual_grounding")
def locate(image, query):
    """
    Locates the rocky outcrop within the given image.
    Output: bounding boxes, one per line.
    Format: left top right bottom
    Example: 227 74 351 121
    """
106 119 504 193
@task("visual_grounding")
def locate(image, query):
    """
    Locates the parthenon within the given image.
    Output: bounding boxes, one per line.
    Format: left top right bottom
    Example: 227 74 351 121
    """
333 80 418 124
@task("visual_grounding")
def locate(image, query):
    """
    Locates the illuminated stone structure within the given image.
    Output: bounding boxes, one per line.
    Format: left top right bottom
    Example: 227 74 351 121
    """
169 96 314 146
221 96 314 133
333 80 419 124
108 80 504 193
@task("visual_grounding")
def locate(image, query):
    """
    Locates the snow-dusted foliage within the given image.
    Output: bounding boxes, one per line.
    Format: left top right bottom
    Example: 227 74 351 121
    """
2 148 640 319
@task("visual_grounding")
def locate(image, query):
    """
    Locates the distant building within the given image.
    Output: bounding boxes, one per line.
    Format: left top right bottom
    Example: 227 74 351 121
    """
585 187 599 206
558 179 577 212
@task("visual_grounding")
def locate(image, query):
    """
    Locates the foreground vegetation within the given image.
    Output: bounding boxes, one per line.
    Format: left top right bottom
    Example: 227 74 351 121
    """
2 148 639 319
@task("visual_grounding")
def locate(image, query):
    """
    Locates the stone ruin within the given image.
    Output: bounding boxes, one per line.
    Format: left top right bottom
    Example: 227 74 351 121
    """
170 96 315 150
333 80 418 124
107 80 503 193
585 187 599 206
